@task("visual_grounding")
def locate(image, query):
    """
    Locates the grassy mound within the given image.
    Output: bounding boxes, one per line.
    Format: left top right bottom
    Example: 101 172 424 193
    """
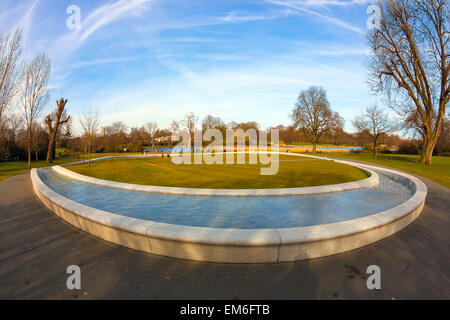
67 154 368 189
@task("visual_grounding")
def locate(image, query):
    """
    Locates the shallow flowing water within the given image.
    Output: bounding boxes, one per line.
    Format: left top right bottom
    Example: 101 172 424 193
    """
38 168 414 229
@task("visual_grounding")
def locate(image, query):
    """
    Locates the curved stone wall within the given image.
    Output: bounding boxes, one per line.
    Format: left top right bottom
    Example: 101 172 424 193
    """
31 158 427 263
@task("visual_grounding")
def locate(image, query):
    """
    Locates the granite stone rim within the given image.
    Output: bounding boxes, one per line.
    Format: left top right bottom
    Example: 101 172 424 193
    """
30 160 427 262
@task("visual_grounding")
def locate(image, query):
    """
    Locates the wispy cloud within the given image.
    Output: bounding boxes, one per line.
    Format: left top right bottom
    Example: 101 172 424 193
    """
266 0 364 34
313 48 369 56
65 57 135 69
68 56 370 134
219 12 281 22
158 37 223 43
50 0 152 60
13 0 40 54
281 0 369 7
80 0 152 41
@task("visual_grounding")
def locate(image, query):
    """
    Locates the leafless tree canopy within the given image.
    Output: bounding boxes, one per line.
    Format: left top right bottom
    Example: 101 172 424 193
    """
367 0 449 164
292 86 344 153
171 112 198 148
106 121 128 135
20 54 51 167
144 122 158 146
181 112 198 136
20 54 50 125
80 109 100 166
5 112 23 143
202 115 225 131
353 105 397 155
80 109 100 136
0 30 23 127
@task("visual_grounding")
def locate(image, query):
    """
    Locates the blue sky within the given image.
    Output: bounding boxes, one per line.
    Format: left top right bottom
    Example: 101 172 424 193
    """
1 0 381 134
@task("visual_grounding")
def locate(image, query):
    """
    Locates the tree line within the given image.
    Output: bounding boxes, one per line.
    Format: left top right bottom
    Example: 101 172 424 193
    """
67 107 448 159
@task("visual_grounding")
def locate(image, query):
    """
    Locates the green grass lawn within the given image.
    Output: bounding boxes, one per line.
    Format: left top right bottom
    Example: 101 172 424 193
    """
322 153 450 188
4 151 447 188
67 154 368 189
0 153 140 183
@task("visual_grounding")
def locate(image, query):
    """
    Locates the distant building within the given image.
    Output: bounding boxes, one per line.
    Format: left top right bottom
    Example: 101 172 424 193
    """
155 136 172 143
100 127 105 137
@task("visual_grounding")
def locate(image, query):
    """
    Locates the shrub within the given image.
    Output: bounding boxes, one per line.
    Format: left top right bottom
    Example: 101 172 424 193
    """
398 141 420 155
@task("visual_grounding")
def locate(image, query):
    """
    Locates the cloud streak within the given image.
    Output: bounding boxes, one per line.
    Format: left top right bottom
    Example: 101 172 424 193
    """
278 0 369 7
266 0 364 34
80 0 152 41
219 12 281 22
13 0 40 54
50 0 152 61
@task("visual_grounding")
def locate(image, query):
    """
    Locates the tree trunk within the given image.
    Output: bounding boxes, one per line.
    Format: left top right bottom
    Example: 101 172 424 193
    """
46 98 69 164
46 135 55 163
27 127 32 168
88 135 92 167
420 136 436 165
46 127 58 164
46 124 60 164
419 119 443 165
373 138 377 157
312 142 317 153
52 139 56 159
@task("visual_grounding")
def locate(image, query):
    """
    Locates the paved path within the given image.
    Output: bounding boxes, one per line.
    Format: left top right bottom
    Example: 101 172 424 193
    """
0 165 449 300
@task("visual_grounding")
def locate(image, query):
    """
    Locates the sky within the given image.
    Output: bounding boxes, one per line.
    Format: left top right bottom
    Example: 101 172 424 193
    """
1 0 382 134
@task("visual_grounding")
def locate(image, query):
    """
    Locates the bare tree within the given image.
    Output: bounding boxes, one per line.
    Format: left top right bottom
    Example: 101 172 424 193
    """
31 121 46 161
80 109 100 167
172 112 198 148
4 112 23 143
329 113 345 145
181 112 198 136
202 115 227 143
102 121 128 152
291 86 341 153
0 30 23 129
367 0 449 164
45 98 70 163
20 54 50 167
170 120 180 132
228 121 238 130
353 105 397 156
202 115 226 131
107 121 128 135
144 122 158 147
